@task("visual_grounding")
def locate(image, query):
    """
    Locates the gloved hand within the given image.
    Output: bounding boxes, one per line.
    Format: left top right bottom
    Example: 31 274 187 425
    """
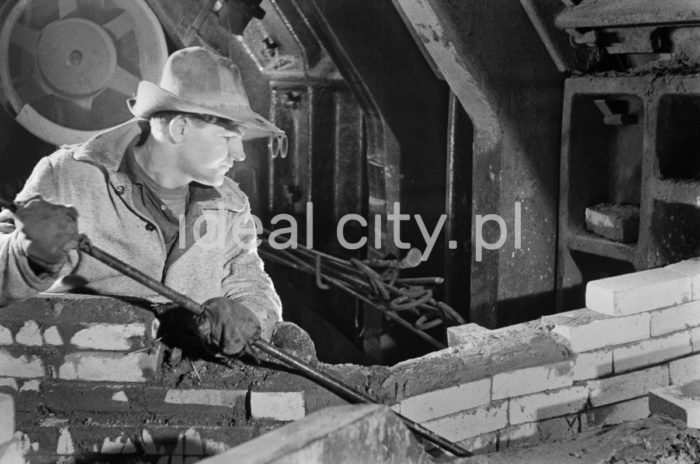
269 321 317 364
195 298 261 356
13 197 79 271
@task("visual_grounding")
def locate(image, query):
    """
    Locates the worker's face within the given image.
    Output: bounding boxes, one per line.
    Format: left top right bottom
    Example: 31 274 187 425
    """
177 117 246 187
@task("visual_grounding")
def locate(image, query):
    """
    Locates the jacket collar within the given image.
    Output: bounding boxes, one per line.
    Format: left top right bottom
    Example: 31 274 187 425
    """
70 120 245 212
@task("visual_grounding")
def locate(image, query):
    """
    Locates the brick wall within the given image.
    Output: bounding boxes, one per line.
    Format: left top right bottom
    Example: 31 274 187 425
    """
1 257 698 460
387 257 700 453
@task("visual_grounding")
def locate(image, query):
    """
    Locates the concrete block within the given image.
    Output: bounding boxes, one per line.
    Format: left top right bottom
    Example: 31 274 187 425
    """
649 379 700 428
499 414 583 449
586 268 691 316
666 257 700 300
542 308 650 353
70 323 147 350
15 321 42 346
165 389 246 409
0 326 13 345
199 404 433 464
587 365 669 407
58 352 158 382
492 361 573 400
613 331 691 373
249 391 306 421
0 394 14 443
585 397 649 428
670 353 700 385
42 326 63 346
572 349 613 381
0 350 44 378
509 386 588 425
397 378 490 422
585 203 639 243
650 300 700 337
446 323 490 348
423 401 508 442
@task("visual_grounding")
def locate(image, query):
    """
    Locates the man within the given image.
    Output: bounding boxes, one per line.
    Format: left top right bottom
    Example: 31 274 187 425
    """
0 47 290 357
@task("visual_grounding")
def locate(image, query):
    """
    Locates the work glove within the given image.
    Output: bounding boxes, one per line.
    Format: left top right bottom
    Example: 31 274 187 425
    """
195 298 261 356
13 197 79 272
269 321 317 364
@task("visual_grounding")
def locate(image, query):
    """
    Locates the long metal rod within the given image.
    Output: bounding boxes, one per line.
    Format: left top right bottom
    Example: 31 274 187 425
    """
76 235 470 457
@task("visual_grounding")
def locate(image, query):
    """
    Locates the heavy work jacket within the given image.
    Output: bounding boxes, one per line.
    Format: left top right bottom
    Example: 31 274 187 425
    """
0 121 282 339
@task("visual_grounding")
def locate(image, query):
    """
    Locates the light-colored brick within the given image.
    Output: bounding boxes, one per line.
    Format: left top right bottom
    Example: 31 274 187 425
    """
0 350 44 378
509 386 588 425
164 389 246 408
542 309 650 353
101 435 137 454
586 268 691 316
58 352 157 382
613 331 691 373
0 394 14 443
398 378 490 422
492 361 573 400
249 391 306 421
587 365 669 407
666 257 700 300
650 300 700 337
111 391 128 402
649 380 700 428
446 323 490 348
56 427 74 455
0 326 12 345
70 323 147 350
585 397 649 427
42 326 63 346
670 353 700 385
424 401 508 443
572 349 613 381
15 321 42 346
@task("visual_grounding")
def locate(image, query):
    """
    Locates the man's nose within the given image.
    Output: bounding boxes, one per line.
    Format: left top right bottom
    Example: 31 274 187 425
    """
228 138 246 162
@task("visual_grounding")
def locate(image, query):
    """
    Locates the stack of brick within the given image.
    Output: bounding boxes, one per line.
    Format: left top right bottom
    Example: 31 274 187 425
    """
0 294 322 463
386 257 700 454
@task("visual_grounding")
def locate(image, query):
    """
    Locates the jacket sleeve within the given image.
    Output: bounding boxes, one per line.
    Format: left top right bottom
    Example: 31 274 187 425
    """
221 203 282 340
0 155 76 306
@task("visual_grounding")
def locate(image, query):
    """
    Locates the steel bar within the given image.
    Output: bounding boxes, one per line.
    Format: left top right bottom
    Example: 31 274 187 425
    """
77 236 203 315
76 235 469 456
259 248 446 349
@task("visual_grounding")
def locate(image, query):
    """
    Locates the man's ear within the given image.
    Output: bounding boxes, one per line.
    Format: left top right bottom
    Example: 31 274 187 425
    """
168 116 188 143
